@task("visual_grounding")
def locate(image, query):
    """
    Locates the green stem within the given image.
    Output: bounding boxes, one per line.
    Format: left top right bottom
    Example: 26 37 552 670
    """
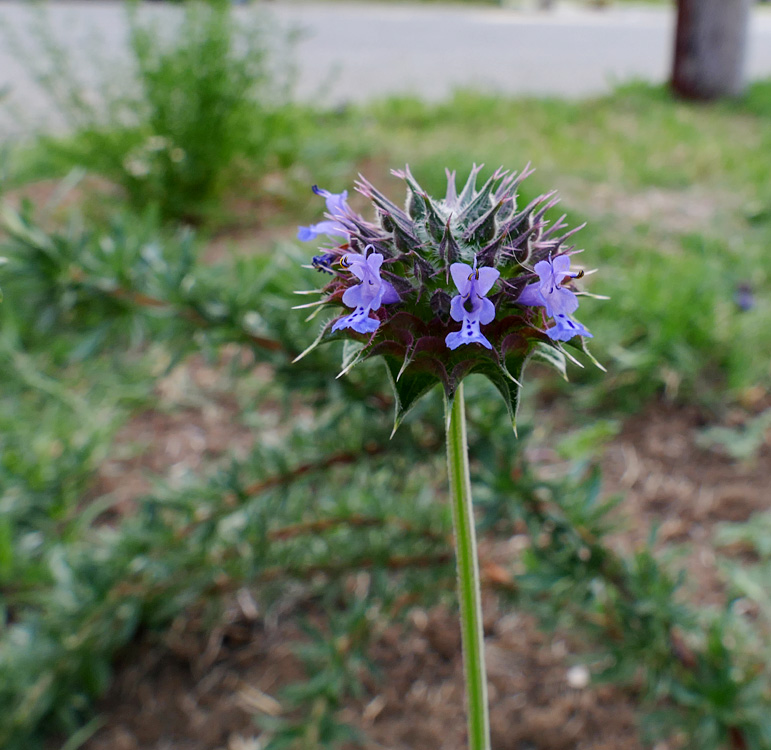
445 382 490 750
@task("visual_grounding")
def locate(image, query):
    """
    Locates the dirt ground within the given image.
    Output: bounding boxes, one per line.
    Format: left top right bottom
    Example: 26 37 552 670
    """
74 374 771 750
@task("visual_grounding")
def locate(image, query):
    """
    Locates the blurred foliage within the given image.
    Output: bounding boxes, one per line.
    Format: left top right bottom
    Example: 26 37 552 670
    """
0 194 312 368
696 409 771 462
717 512 771 626
6 0 303 223
1 197 771 749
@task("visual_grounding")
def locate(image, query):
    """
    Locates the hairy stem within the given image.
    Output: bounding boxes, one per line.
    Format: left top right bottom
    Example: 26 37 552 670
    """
446 383 490 750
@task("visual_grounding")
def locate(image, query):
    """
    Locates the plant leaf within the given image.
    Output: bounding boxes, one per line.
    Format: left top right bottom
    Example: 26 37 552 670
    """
531 341 568 380
383 355 438 435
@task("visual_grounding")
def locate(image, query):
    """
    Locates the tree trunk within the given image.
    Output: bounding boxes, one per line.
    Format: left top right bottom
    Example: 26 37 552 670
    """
671 0 752 100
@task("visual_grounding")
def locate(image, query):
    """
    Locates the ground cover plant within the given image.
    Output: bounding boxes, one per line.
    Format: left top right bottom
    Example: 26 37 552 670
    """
1 151 771 748
2 4 771 747
5 0 302 224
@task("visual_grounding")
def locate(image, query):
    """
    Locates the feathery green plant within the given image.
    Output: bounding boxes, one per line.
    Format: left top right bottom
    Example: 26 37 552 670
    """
6 0 299 223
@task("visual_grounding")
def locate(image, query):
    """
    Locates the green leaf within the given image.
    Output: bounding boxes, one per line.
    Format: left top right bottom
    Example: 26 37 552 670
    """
531 341 568 380
406 188 426 221
0 517 12 581
457 163 484 207
0 204 56 253
292 317 348 364
384 355 438 435
477 360 525 433
395 165 425 198
337 338 371 378
565 335 606 372
420 193 446 243
463 199 504 246
457 174 496 227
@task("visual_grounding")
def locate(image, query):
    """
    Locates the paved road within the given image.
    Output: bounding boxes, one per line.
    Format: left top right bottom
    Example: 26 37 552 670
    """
1 1 771 138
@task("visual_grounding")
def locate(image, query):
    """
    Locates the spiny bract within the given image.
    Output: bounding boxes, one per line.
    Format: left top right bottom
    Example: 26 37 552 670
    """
295 165 599 431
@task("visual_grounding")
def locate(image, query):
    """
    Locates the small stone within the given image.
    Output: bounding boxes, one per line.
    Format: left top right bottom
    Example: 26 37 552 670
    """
566 664 590 689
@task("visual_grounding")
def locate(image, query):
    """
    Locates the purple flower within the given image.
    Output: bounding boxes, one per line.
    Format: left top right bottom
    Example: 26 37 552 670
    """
734 282 754 312
517 255 579 316
547 314 593 342
332 249 400 334
311 252 337 274
517 255 591 341
297 186 350 242
445 261 500 350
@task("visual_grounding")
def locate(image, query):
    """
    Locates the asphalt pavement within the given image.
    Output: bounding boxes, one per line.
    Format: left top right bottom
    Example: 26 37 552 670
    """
1 1 771 138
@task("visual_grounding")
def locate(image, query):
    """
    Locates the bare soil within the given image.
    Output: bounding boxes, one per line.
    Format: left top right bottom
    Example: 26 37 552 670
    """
75 380 771 750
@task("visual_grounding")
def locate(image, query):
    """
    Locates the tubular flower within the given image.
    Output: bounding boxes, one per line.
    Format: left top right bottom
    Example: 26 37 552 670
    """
297 186 351 242
516 255 592 341
446 262 500 350
548 313 593 342
332 250 400 334
294 165 601 430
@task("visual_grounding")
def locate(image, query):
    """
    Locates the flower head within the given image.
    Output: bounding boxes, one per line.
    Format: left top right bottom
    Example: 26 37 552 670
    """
297 186 351 242
295 165 600 430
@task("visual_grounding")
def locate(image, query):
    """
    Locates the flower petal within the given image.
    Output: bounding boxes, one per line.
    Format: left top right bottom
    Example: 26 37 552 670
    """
533 260 555 286
313 185 349 217
445 318 492 350
332 306 380 334
450 262 473 294
342 284 365 308
476 266 500 296
298 220 348 242
368 283 387 311
325 189 349 216
516 283 545 308
381 281 401 305
366 252 384 272
342 253 369 281
450 294 466 322
546 287 579 317
478 297 496 325
551 254 572 278
546 314 592 341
